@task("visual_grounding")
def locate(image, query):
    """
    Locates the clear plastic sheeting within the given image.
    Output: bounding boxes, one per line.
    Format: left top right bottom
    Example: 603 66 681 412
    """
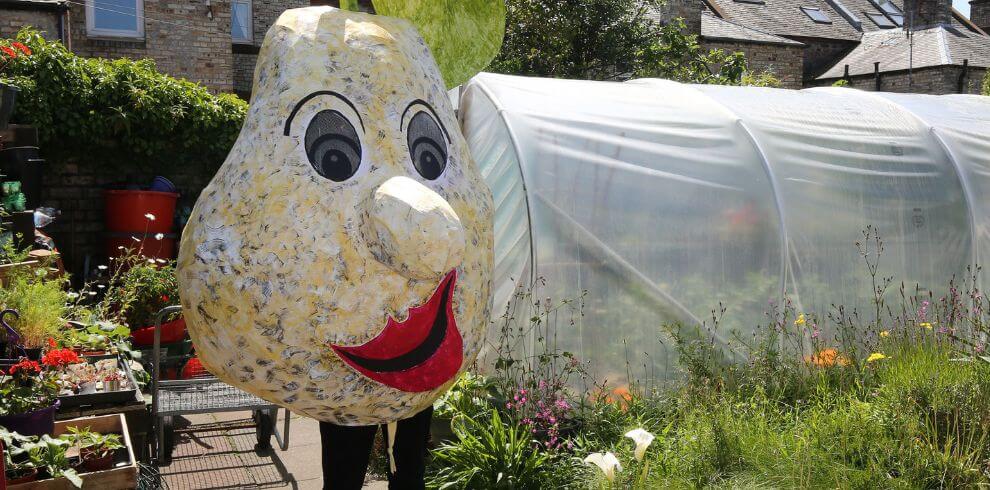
458 73 987 383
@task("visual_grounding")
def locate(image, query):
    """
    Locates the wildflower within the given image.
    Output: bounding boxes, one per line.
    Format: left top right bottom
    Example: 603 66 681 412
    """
144 213 156 221
880 330 890 338
155 233 165 240
132 236 141 242
624 428 655 461
866 352 887 363
811 329 820 339
794 314 806 327
0 46 17 58
805 348 850 368
11 42 30 55
584 452 622 482
67 292 79 300
919 322 932 329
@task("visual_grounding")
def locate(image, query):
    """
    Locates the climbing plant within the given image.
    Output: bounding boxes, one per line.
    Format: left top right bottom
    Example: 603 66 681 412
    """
0 28 246 176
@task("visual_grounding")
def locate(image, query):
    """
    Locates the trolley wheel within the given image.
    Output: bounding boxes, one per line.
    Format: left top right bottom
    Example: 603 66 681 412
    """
162 417 175 465
254 409 274 450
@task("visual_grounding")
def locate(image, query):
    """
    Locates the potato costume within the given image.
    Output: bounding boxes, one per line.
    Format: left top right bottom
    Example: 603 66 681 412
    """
177 6 494 425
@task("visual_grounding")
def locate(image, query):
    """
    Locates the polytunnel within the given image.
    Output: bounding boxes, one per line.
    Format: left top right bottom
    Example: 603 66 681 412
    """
457 72 990 383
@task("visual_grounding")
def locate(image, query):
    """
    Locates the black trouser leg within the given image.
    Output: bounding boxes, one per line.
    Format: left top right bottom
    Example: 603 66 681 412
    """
383 406 433 490
320 420 378 490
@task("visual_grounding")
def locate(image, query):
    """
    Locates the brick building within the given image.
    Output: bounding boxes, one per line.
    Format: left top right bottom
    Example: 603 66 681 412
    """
692 0 990 93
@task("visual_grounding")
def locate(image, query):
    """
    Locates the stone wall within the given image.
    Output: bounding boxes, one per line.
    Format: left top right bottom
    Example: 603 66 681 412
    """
67 0 234 93
785 36 856 81
654 0 702 34
972 0 990 33
905 0 953 27
704 39 804 89
815 65 988 94
231 0 308 96
0 3 65 41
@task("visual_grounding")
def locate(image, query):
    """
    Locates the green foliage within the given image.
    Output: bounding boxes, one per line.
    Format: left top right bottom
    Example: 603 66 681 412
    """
0 428 83 487
1 28 246 175
0 271 69 348
96 251 179 328
983 69 990 96
489 0 760 85
427 409 557 489
833 79 850 87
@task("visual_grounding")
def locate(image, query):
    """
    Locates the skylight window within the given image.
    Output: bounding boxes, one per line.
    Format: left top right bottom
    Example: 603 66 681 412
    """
801 7 832 23
877 1 904 26
866 12 896 28
734 0 766 5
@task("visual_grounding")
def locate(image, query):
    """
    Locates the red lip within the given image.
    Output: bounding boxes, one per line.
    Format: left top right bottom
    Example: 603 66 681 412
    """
330 270 463 392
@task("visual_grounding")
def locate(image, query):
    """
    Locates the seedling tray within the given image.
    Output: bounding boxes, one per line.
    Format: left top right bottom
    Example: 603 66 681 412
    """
56 354 141 409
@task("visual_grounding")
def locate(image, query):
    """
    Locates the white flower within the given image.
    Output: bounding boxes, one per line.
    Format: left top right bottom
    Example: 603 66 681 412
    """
144 213 156 221
67 292 79 300
583 452 622 482
117 246 126 250
97 265 108 271
155 233 165 240
147 259 156 264
131 236 141 242
624 428 655 462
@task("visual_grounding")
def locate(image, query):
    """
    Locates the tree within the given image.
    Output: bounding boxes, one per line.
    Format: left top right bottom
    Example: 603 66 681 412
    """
488 0 772 86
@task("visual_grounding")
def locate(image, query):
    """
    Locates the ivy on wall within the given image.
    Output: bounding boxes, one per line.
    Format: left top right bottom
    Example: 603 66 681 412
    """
0 28 247 176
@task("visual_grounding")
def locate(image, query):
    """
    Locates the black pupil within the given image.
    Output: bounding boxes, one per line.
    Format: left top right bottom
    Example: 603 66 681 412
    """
305 110 361 182
407 111 447 180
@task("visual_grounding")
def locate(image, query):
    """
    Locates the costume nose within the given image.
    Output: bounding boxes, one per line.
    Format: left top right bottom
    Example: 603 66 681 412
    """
364 176 465 280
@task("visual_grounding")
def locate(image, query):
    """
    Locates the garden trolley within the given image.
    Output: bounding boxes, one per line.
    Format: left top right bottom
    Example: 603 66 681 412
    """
149 306 290 464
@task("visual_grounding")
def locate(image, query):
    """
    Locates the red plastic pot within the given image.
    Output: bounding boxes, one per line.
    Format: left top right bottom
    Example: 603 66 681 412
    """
130 317 186 346
104 190 177 234
181 357 210 379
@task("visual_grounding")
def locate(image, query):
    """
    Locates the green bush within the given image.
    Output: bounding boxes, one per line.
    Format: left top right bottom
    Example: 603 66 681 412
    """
0 28 246 175
983 69 989 96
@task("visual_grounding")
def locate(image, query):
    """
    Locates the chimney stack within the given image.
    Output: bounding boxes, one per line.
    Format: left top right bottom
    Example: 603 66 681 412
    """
972 0 990 33
904 0 953 27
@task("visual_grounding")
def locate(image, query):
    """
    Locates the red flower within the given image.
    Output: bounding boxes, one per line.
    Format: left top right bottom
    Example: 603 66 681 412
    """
42 348 81 368
0 46 16 58
9 359 41 375
47 337 57 349
161 295 170 302
11 42 31 56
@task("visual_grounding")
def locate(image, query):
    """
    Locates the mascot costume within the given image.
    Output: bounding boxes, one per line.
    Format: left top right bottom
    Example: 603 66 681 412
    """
177 2 502 487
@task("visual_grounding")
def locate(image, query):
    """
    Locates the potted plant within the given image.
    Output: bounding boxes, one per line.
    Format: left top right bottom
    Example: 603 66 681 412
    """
100 253 183 346
66 427 123 472
0 41 30 130
1 427 82 488
0 272 69 359
0 358 59 436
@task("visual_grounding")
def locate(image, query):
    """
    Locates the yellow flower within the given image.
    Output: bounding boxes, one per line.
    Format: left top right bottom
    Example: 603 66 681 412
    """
879 330 890 338
919 322 932 329
867 352 887 363
794 314 806 327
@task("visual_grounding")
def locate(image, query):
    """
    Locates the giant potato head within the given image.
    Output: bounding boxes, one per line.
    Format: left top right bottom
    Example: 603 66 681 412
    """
177 4 500 425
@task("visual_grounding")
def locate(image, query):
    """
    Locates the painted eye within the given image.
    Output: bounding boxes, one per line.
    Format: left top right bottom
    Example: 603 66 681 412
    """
305 110 362 182
407 111 448 180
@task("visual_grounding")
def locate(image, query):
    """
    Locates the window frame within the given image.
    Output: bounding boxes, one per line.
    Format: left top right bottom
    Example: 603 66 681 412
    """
231 0 254 44
86 0 145 39
865 11 896 28
800 6 832 24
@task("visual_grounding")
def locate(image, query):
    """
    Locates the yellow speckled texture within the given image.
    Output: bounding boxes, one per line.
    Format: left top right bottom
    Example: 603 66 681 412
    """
177 6 494 425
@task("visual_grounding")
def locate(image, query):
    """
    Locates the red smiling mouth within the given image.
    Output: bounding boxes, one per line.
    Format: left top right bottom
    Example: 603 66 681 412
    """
329 270 463 392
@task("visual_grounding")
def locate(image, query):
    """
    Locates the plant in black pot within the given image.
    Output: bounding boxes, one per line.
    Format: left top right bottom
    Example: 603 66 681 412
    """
0 41 30 130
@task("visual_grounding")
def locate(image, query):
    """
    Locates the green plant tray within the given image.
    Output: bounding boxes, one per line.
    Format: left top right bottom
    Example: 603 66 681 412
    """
57 354 141 409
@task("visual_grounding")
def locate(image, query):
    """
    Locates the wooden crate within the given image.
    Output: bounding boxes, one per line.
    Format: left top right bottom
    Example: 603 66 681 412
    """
9 414 138 490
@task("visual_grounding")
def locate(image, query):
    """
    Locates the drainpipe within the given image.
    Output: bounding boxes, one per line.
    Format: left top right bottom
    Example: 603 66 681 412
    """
843 64 850 83
874 62 881 91
957 58 969 93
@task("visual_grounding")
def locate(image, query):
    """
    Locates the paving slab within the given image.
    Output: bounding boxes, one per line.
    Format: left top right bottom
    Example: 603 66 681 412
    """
158 411 389 489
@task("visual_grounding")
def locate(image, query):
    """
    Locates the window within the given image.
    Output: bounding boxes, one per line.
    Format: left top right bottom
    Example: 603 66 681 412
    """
232 0 253 44
877 1 904 26
866 11 896 28
801 7 832 23
86 0 144 39
733 0 766 5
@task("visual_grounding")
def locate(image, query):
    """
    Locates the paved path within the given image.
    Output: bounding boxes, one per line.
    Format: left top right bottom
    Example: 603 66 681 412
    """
158 411 388 489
